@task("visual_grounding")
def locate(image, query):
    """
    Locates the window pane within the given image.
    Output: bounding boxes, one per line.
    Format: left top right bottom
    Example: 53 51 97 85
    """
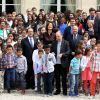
61 0 76 12
6 5 21 13
41 5 57 13
6 0 21 4
41 0 57 13
0 0 2 4
97 0 100 4
97 0 100 10
41 0 57 4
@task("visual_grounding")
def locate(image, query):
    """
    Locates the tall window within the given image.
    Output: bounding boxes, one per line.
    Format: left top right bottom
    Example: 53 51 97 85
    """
97 0 100 10
0 0 21 13
41 0 76 13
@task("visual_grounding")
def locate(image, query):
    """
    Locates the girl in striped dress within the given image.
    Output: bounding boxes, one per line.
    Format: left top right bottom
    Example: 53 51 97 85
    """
90 40 100 99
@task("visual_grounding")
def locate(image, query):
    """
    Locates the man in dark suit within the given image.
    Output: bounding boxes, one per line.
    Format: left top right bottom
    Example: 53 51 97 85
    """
63 18 82 40
51 31 70 95
21 28 37 89
66 25 83 53
84 8 96 31
94 10 100 40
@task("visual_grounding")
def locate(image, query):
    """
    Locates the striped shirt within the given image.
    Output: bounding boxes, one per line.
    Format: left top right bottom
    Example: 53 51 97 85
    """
93 52 100 72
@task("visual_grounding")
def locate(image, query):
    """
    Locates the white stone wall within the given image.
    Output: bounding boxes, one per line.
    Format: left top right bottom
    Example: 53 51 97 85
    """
21 0 40 15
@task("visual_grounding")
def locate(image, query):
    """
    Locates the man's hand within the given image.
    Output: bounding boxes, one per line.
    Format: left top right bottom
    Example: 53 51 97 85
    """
58 54 63 58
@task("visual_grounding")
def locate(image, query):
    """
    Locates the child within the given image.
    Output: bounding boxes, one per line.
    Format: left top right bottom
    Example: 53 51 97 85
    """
81 48 92 96
90 40 100 99
2 45 17 93
42 45 56 96
69 50 82 96
34 50 44 93
32 42 44 91
16 48 27 94
0 38 4 93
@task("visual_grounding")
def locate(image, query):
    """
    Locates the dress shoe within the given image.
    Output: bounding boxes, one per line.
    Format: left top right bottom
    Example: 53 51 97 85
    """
54 91 60 95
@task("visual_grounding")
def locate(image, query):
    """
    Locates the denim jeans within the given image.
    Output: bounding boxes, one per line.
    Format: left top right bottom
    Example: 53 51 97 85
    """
6 68 15 89
43 72 54 94
70 74 79 95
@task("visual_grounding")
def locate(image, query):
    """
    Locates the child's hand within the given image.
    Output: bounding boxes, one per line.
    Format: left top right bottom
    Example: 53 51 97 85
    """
67 73 70 77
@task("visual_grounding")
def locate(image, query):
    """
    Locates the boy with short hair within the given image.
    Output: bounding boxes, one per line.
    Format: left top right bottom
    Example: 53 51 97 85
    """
69 50 82 96
16 47 27 94
2 45 17 93
42 45 56 96
34 49 44 93
32 42 44 91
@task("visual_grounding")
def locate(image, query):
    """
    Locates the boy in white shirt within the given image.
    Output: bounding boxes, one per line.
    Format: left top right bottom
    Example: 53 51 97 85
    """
42 45 56 96
32 42 44 91
34 50 44 93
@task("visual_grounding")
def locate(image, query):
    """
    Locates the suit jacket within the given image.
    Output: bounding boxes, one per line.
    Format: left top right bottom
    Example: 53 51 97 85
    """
51 39 70 70
63 26 71 40
63 26 82 40
66 34 83 52
94 17 100 40
21 37 37 64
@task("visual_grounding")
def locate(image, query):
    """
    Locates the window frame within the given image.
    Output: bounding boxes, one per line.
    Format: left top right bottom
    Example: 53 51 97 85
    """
0 0 21 13
40 0 76 12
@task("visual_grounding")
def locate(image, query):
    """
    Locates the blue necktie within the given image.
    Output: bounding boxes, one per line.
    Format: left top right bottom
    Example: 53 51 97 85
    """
30 38 33 48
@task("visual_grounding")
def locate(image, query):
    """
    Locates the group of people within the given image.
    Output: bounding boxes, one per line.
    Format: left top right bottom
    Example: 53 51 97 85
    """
0 6 100 99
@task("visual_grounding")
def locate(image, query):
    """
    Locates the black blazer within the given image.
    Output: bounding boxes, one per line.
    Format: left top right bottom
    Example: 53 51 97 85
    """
94 17 100 40
51 40 70 70
21 37 37 64
63 26 82 40
66 34 83 52
63 26 71 40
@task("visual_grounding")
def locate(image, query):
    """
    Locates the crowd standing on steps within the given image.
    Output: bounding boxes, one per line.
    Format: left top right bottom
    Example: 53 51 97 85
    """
0 7 100 99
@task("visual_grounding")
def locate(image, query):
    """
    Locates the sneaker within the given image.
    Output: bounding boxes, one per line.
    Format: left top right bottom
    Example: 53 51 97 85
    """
21 90 25 95
47 93 53 96
89 96 95 99
69 92 75 96
34 87 37 92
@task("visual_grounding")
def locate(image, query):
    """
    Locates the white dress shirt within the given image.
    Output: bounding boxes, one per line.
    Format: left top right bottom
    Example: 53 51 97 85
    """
42 53 56 73
81 56 91 71
56 41 61 64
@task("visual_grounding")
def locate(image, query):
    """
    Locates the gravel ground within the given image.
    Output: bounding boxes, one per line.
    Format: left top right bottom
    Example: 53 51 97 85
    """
0 90 100 100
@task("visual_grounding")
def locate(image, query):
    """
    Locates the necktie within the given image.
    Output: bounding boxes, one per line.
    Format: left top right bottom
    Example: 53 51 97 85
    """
30 38 33 48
